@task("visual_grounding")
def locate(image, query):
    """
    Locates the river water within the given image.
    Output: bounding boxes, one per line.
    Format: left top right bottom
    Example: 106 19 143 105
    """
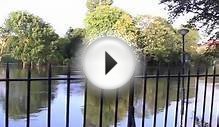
0 64 218 127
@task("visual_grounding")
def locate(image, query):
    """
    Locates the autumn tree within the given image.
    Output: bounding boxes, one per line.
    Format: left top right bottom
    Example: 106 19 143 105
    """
160 0 219 34
3 11 62 66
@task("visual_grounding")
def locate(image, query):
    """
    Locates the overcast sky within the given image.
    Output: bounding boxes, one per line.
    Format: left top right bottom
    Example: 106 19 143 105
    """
0 0 192 37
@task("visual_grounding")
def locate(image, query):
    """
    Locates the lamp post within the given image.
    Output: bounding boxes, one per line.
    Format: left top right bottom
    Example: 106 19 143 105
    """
178 28 189 126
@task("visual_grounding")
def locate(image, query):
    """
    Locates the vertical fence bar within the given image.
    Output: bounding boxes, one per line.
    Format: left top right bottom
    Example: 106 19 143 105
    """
26 63 31 127
153 67 159 127
209 64 216 126
83 80 87 127
180 63 185 127
66 64 71 127
114 89 119 127
47 64 52 127
141 56 147 127
164 67 170 127
5 63 9 127
175 71 181 127
193 67 200 127
127 78 136 127
184 68 190 127
99 89 104 127
217 114 219 127
201 67 208 126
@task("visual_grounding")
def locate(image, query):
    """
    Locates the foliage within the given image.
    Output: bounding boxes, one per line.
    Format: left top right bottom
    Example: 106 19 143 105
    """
86 0 113 12
85 5 138 46
183 27 200 55
192 54 215 66
160 0 219 34
57 28 85 61
135 16 181 62
3 11 62 65
0 27 11 60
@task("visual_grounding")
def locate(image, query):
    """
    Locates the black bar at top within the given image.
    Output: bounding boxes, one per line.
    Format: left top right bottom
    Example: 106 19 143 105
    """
0 74 218 82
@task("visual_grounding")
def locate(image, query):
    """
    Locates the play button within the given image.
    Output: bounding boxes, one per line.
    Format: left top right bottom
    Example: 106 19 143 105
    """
105 52 117 75
82 37 136 89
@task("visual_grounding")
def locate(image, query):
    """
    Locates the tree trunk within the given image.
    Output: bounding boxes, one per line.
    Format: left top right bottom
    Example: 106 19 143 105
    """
22 62 27 69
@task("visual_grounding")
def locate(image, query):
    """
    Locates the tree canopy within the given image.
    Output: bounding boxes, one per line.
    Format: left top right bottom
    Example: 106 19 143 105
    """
135 16 181 62
3 11 61 65
87 0 113 11
160 0 219 34
61 27 85 59
85 6 201 62
85 5 138 46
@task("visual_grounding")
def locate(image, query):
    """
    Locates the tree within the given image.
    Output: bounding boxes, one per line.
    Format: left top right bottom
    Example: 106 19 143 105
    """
135 16 181 62
59 28 85 59
160 0 219 34
3 11 61 66
183 27 200 55
0 27 11 61
87 0 113 11
85 5 138 46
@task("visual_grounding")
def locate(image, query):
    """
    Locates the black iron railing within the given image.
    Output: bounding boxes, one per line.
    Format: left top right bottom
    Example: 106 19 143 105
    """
2 63 219 127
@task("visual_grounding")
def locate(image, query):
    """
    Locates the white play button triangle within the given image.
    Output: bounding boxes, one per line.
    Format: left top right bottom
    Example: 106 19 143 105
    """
105 52 117 75
82 37 136 89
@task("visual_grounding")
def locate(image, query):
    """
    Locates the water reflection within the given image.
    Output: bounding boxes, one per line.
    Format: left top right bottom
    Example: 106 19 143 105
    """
85 76 197 127
0 65 58 120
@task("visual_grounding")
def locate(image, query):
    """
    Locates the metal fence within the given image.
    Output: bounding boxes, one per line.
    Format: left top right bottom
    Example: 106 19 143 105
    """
2 63 219 127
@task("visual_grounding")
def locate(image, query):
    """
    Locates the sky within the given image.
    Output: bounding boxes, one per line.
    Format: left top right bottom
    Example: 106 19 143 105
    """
0 0 193 37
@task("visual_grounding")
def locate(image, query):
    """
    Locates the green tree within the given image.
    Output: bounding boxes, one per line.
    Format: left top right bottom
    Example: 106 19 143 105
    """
160 0 219 34
87 0 113 11
0 27 11 61
181 26 200 55
135 16 181 62
85 5 138 46
57 28 85 62
3 11 61 66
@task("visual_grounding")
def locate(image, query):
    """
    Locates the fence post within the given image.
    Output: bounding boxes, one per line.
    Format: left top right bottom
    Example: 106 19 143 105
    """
127 79 135 127
5 63 9 127
217 113 219 127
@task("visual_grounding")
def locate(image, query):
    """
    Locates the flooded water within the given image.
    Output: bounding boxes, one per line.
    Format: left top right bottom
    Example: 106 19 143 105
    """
0 64 218 127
